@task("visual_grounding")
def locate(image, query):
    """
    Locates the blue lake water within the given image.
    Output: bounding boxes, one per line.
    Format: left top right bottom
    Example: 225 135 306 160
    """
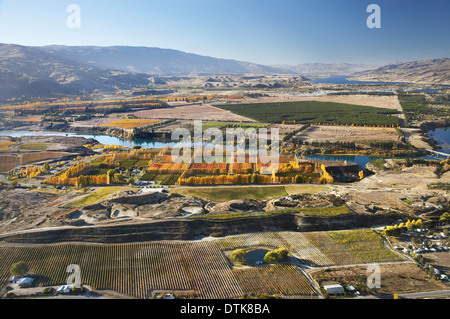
1 127 449 167
301 127 450 166
303 154 439 167
0 130 180 149
427 127 450 153
311 75 409 85
302 154 382 167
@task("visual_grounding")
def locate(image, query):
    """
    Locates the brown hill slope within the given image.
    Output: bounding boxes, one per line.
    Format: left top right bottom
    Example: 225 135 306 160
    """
350 58 450 85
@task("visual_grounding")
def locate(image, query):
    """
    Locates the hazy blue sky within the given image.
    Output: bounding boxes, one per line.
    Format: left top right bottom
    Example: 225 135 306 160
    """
0 0 448 65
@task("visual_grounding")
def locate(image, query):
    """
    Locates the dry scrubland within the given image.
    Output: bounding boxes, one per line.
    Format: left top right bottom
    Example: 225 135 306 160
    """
358 166 450 189
100 119 160 129
312 263 448 295
297 125 400 143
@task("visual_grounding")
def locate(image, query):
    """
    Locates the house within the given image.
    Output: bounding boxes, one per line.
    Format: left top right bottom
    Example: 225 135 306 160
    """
346 285 358 295
17 277 34 287
9 276 20 283
57 285 73 294
323 284 345 295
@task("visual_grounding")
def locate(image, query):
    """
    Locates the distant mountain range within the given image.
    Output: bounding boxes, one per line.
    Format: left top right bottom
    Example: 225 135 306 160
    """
0 44 152 102
0 43 448 103
272 63 380 77
0 43 291 102
42 45 290 76
350 58 450 85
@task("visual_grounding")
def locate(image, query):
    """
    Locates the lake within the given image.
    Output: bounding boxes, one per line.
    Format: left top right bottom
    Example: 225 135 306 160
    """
1 127 449 167
427 127 450 153
302 154 440 167
311 75 409 85
0 130 182 149
302 154 382 167
301 128 450 166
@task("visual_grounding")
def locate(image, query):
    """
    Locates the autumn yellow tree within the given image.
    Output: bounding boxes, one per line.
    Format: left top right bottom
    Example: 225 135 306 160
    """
359 170 364 180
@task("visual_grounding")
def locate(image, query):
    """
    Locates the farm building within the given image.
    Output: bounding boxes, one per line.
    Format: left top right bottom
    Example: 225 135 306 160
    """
323 284 345 295
9 276 20 283
57 285 73 294
17 277 34 287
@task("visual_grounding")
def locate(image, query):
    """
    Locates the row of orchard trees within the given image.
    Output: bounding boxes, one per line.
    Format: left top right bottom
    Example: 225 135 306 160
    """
44 162 110 187
179 174 270 186
7 162 72 180
178 161 334 186
8 163 49 180
382 219 423 236
43 148 164 187
178 172 332 186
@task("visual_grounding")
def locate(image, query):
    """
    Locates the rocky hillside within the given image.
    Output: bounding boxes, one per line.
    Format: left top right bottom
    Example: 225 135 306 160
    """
0 43 152 102
0 43 292 103
273 63 379 77
350 58 450 85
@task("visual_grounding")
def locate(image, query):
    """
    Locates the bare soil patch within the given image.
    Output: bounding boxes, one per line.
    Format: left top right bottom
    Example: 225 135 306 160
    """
297 125 400 143
131 103 256 122
311 262 448 295
359 166 449 189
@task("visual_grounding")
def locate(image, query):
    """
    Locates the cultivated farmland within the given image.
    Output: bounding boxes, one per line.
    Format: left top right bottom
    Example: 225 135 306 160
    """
216 101 400 126
233 264 316 297
100 119 160 129
0 229 406 299
0 241 243 299
132 103 256 122
215 229 405 267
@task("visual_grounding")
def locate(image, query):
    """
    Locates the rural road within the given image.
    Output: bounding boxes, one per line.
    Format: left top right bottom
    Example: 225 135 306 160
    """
397 290 450 299
394 94 408 143
364 290 450 299
0 174 10 184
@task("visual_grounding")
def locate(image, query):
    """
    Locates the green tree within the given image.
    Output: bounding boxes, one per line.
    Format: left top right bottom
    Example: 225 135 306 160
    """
10 261 29 276
230 249 246 263
414 219 423 229
440 212 450 224
42 162 50 171
263 251 279 264
107 169 114 185
275 248 288 260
